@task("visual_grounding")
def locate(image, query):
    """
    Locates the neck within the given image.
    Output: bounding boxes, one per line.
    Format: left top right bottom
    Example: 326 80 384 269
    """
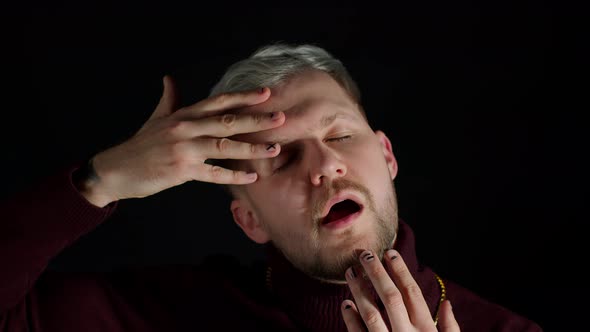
290 232 399 284
262 220 441 332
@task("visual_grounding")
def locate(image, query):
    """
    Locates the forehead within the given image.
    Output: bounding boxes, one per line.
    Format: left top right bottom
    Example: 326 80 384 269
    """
232 70 364 144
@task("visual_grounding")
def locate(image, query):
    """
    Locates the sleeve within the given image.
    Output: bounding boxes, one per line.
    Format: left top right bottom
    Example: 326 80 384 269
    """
0 162 118 314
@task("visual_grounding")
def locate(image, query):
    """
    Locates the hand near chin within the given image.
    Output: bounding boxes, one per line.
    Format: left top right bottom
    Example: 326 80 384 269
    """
79 76 285 207
341 250 460 332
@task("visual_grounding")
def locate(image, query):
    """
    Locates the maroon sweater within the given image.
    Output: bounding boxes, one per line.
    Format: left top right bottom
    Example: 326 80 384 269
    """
0 163 543 331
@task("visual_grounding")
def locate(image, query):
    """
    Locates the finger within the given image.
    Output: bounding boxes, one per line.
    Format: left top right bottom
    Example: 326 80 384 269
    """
149 75 178 121
171 111 285 139
358 250 412 329
437 300 460 332
197 138 281 159
345 266 389 332
194 163 258 185
341 300 367 332
383 249 433 327
180 87 271 118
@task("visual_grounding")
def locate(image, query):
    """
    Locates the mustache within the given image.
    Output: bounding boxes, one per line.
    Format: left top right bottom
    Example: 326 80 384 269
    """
312 178 372 223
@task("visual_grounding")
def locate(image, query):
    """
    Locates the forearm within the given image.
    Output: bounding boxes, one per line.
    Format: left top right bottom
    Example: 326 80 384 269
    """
0 162 117 312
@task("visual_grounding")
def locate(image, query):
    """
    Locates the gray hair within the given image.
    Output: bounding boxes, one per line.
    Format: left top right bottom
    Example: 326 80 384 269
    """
209 43 362 105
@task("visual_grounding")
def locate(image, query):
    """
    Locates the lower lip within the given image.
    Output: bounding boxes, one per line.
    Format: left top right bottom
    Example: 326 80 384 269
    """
321 209 362 230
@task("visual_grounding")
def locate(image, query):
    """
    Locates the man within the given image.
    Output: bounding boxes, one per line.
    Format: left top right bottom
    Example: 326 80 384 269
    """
1 43 542 331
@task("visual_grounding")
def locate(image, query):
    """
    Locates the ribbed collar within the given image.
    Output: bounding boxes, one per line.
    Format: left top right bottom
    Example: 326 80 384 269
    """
264 219 441 332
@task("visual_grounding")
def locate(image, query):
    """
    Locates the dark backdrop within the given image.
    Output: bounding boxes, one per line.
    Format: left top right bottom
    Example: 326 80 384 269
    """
1 1 587 331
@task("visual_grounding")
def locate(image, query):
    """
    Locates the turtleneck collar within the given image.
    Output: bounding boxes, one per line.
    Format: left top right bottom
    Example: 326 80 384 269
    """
263 219 441 332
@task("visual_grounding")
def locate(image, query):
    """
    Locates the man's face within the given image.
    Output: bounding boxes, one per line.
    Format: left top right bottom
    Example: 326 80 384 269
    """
230 70 399 282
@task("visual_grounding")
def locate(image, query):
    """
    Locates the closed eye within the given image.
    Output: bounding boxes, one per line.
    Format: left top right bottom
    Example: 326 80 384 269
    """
327 135 352 142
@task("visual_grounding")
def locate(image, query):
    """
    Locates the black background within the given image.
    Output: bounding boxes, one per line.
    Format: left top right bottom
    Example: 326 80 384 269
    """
1 1 587 331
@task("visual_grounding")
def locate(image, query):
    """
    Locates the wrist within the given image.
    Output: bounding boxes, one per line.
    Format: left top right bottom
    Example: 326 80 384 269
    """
73 156 116 208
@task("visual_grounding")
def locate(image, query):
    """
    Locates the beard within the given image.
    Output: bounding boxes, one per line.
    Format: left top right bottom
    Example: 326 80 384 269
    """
265 178 398 283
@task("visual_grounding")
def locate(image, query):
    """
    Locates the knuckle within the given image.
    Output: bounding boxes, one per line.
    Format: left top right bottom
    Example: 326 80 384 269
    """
231 170 242 181
213 93 230 106
170 159 189 174
164 121 186 137
404 283 424 298
215 138 230 152
168 142 187 161
169 157 191 176
220 113 236 129
209 165 224 179
362 309 382 328
381 289 404 308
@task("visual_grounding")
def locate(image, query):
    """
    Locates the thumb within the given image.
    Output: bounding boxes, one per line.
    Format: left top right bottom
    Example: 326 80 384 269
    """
148 75 178 121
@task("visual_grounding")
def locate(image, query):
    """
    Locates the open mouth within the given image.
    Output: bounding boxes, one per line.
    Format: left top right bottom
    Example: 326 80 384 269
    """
322 199 362 225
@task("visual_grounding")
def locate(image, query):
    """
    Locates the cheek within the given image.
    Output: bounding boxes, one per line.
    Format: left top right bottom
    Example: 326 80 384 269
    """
249 183 310 224
349 142 389 174
350 146 392 191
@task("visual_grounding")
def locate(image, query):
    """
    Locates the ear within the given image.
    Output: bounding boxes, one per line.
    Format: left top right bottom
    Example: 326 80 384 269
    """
230 199 270 244
375 130 398 180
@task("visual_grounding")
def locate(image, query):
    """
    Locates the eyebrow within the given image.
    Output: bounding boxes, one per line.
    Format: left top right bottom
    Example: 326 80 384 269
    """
320 113 348 129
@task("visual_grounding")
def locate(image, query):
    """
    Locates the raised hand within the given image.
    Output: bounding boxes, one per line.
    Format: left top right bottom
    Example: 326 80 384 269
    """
341 250 460 332
79 75 285 207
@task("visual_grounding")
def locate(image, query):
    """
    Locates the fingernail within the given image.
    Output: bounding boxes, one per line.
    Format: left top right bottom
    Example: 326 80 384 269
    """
246 173 257 181
387 249 398 260
266 143 277 151
347 266 356 279
360 250 374 262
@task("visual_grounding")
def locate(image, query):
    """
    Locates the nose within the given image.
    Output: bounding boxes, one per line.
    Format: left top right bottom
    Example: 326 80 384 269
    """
309 144 347 186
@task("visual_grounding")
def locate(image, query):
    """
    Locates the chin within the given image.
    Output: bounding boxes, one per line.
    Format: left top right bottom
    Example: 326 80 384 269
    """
324 234 384 262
